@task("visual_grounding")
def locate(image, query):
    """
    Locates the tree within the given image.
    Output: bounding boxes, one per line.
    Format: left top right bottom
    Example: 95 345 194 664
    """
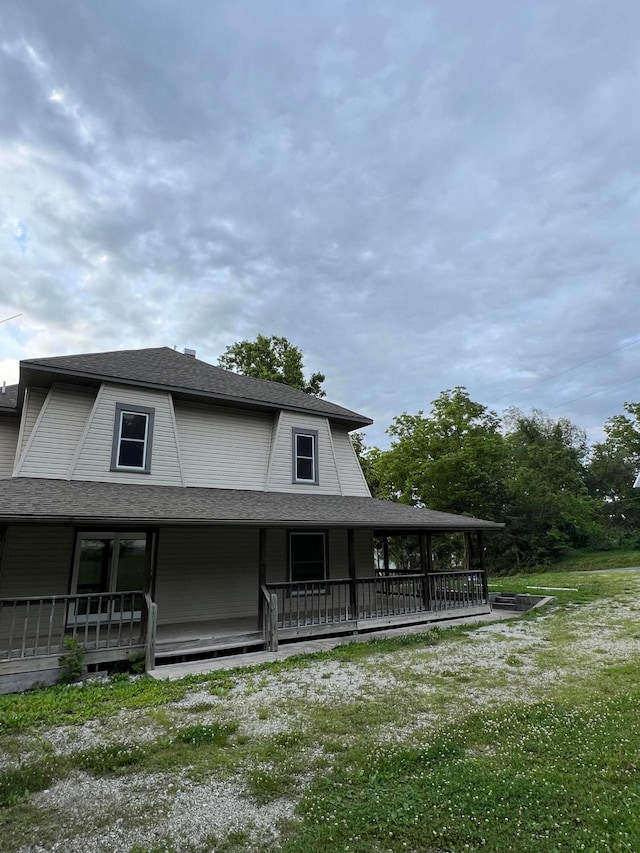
502 408 603 567
375 387 507 520
218 335 326 397
586 403 640 541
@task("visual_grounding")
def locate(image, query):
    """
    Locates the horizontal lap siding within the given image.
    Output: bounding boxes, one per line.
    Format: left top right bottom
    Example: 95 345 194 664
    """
331 427 371 497
72 384 183 485
174 402 272 489
0 420 18 479
267 412 341 494
0 525 73 597
18 385 96 479
155 527 259 624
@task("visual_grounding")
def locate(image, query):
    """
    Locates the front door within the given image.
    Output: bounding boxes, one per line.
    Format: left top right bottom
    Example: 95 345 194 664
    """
69 532 147 623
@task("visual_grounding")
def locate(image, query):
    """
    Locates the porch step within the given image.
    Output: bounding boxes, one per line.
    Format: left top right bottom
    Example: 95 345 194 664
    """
489 593 520 611
154 631 264 662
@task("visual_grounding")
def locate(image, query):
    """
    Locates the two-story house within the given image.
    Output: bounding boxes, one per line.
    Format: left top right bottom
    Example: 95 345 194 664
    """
0 347 501 691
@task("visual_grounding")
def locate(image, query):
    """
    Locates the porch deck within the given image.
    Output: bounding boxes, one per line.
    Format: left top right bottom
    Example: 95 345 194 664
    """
0 569 489 685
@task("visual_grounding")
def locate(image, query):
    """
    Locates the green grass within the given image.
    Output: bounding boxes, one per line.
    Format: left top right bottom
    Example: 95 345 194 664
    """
1 568 639 851
279 690 640 853
535 547 640 573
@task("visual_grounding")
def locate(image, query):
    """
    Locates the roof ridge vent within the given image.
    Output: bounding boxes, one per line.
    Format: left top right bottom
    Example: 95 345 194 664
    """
183 348 196 358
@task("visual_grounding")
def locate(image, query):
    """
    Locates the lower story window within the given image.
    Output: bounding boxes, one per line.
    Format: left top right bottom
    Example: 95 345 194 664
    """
69 532 147 623
289 531 326 582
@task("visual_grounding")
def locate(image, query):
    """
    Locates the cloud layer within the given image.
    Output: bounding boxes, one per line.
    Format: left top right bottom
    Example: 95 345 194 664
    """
2 0 640 445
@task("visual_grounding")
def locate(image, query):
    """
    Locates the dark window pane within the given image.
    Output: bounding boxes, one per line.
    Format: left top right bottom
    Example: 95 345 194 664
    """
296 435 313 457
116 538 146 590
290 533 326 582
121 412 147 440
77 539 112 594
291 534 325 563
291 560 325 582
296 457 314 480
118 439 145 468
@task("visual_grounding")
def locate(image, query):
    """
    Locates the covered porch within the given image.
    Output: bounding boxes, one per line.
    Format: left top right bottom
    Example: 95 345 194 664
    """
0 478 502 690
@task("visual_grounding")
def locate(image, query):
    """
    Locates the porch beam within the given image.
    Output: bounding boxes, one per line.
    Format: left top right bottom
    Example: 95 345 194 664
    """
347 528 357 620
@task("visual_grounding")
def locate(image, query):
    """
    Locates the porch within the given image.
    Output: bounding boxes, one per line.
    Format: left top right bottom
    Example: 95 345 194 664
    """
0 567 489 688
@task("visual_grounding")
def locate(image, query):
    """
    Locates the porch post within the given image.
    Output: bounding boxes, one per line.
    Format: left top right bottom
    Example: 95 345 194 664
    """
348 528 358 620
142 529 158 672
258 528 267 625
383 535 390 576
420 532 431 609
477 531 489 603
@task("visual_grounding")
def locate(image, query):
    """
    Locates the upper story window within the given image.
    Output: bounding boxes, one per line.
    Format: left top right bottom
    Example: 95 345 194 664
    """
292 427 319 484
110 403 155 473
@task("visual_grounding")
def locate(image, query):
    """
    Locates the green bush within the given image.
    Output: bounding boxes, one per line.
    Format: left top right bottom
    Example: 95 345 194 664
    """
57 637 85 685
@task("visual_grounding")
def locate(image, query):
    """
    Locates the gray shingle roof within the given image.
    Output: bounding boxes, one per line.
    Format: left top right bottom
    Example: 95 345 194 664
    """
22 347 371 428
0 385 19 412
0 478 502 531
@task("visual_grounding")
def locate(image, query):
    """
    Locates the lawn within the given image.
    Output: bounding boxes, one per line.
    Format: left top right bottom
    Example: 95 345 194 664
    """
1 568 639 852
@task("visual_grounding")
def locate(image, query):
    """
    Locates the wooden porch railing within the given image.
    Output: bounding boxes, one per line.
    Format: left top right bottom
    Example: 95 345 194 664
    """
265 570 487 635
0 591 147 662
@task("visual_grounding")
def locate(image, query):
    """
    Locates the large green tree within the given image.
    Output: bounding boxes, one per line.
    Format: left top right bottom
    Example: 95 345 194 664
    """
586 402 640 541
502 408 603 567
218 335 326 397
373 387 507 519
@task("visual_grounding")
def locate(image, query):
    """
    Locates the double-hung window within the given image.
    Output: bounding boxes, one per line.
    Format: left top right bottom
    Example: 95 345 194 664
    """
111 403 155 473
289 531 327 582
292 428 319 484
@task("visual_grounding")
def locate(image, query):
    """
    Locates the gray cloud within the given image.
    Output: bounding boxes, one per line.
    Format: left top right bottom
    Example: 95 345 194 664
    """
2 0 640 446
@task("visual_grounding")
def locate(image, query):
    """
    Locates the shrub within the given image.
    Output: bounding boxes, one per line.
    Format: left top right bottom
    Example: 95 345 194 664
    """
57 637 85 685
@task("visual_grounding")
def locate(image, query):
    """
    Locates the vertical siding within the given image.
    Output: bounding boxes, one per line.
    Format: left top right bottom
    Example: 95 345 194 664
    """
18 388 47 460
155 527 260 624
266 412 341 494
174 402 273 489
331 427 371 497
72 384 183 485
16 385 96 479
0 525 73 596
0 420 18 479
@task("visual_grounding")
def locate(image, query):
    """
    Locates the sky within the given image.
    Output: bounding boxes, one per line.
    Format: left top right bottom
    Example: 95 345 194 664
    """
2 0 640 449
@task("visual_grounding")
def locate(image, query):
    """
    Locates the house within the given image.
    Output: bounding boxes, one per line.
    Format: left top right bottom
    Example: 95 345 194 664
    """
0 347 502 691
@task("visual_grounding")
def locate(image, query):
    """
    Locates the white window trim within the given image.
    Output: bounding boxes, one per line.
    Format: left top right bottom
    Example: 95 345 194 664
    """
110 403 155 473
292 428 319 485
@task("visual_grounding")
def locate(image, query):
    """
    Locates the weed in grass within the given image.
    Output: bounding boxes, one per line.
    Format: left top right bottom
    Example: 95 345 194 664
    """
505 653 524 667
174 722 238 746
76 742 145 773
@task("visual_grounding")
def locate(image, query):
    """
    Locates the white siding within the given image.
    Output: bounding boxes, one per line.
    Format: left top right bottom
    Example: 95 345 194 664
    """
18 388 47 460
72 383 183 485
174 402 273 490
266 411 341 494
0 420 18 479
16 385 96 479
331 427 371 497
155 527 259 624
0 525 73 596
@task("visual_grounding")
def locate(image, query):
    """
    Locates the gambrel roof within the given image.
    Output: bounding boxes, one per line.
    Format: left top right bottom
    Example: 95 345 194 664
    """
18 347 372 429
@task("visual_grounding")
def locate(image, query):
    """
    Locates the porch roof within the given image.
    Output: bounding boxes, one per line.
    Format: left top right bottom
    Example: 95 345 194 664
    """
0 478 503 531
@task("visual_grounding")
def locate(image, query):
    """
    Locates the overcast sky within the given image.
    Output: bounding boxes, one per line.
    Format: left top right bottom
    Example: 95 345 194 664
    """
2 0 640 447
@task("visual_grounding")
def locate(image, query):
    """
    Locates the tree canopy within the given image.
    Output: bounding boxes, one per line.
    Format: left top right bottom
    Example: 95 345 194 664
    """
218 335 326 397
